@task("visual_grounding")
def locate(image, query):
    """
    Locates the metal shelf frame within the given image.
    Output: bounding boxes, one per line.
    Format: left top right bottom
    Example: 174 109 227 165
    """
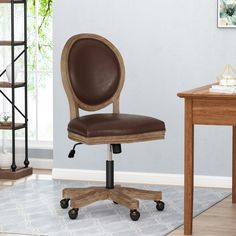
0 0 28 172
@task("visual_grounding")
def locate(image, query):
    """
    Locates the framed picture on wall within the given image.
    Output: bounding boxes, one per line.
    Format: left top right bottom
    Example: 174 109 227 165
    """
218 0 236 28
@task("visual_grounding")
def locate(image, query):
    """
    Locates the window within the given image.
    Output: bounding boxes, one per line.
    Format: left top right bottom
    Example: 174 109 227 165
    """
28 0 53 142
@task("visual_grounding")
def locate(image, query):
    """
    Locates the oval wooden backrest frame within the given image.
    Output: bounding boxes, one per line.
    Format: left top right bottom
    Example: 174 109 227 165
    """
61 34 125 120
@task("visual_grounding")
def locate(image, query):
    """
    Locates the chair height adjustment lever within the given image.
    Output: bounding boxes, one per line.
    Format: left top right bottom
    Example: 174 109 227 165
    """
111 144 122 154
68 143 82 158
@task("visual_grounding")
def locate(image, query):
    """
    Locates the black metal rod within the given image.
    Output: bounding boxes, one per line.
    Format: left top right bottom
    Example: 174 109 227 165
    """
106 160 114 189
0 49 27 78
23 0 29 168
0 90 26 119
11 0 16 171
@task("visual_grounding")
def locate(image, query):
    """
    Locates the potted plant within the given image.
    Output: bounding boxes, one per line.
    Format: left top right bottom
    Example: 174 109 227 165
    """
0 112 11 126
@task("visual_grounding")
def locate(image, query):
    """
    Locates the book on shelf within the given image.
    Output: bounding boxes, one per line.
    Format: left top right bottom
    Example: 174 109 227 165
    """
209 84 236 94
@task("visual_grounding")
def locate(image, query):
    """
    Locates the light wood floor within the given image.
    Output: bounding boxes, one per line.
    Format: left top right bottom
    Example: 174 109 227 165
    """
0 169 235 236
169 196 236 236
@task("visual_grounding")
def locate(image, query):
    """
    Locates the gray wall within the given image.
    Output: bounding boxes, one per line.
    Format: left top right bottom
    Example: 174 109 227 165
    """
53 0 236 177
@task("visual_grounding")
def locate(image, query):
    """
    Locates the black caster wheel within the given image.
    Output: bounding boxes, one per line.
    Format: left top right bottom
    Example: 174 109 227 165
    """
130 209 140 221
60 198 70 209
155 200 165 211
68 208 79 220
113 201 118 204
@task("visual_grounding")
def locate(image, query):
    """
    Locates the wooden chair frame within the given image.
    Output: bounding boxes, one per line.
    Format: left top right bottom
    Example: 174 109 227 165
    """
61 33 164 144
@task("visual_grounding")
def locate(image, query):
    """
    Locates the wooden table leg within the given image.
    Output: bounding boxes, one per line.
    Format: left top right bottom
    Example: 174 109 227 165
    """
233 126 236 204
184 99 194 235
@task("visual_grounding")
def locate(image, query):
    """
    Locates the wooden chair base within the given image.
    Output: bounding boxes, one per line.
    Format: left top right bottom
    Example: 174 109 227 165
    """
62 185 162 210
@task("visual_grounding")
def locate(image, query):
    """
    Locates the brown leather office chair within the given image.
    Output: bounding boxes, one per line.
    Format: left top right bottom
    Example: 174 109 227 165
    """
60 33 166 221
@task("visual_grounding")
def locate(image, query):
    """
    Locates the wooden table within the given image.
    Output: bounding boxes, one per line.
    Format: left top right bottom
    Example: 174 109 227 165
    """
178 84 236 235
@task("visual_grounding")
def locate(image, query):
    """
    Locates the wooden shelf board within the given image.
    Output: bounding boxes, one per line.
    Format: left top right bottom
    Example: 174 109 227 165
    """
0 167 32 180
0 122 26 130
0 0 24 3
0 82 25 88
0 41 25 46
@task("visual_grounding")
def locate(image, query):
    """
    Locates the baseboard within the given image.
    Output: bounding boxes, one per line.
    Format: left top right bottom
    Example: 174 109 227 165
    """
29 158 53 169
52 168 232 188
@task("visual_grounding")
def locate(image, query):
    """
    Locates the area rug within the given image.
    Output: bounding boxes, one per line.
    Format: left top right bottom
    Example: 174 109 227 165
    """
0 179 231 236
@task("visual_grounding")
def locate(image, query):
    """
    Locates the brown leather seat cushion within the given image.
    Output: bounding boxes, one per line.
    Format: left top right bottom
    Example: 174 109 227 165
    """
68 113 165 138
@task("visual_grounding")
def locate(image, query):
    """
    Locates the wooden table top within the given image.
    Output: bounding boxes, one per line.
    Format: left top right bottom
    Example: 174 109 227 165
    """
177 83 236 99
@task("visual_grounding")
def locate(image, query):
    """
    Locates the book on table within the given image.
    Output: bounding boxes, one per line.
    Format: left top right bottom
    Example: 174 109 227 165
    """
209 84 236 94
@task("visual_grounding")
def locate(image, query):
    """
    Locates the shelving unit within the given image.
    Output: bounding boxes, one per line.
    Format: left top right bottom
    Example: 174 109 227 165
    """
0 0 32 179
